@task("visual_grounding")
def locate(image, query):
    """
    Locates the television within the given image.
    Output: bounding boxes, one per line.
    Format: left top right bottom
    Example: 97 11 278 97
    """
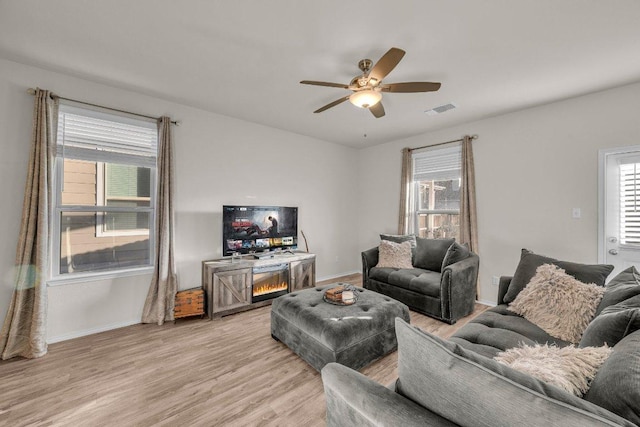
222 205 298 257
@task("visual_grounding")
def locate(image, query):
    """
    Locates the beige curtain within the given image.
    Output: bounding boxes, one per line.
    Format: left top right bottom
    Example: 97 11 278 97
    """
0 89 58 359
398 147 412 234
460 135 478 254
142 117 178 325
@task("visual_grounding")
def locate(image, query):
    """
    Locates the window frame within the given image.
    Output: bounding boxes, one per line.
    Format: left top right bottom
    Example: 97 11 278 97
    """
49 103 157 284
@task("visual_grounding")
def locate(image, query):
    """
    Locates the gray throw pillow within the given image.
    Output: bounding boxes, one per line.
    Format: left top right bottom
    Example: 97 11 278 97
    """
503 249 613 304
413 237 454 272
580 294 640 348
584 331 640 425
595 266 640 316
580 308 640 348
441 241 470 270
394 318 632 427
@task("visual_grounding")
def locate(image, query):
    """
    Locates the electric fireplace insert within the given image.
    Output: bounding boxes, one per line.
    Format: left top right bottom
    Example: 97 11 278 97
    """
252 263 289 303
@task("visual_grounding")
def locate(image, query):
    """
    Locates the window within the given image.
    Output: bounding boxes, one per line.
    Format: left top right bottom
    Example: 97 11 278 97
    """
52 104 157 278
619 161 640 246
412 145 461 239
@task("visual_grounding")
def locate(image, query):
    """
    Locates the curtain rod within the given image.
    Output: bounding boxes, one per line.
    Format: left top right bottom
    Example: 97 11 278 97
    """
409 134 478 152
26 88 181 126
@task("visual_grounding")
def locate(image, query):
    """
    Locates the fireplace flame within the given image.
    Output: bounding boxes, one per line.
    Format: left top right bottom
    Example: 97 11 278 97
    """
253 281 288 297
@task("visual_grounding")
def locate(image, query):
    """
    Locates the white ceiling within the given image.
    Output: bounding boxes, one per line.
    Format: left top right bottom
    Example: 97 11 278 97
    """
2 0 640 148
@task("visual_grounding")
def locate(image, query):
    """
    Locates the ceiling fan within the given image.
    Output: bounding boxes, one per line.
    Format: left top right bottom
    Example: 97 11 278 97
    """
300 47 441 118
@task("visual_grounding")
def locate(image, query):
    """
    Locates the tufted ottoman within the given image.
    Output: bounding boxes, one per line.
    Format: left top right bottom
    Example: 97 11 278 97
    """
270 284 410 371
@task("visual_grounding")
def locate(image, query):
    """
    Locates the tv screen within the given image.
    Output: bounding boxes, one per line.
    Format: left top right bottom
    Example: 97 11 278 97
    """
222 205 298 256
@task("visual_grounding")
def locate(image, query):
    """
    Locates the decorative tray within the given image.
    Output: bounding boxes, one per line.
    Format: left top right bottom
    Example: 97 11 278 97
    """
323 284 358 306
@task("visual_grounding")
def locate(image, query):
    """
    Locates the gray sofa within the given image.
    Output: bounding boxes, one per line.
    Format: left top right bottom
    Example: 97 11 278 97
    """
323 252 640 427
362 237 479 324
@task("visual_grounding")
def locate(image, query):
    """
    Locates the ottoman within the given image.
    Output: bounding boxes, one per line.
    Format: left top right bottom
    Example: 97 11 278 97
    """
270 284 410 371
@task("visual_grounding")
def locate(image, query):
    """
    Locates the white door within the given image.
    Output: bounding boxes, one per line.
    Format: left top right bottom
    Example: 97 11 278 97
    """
600 146 640 278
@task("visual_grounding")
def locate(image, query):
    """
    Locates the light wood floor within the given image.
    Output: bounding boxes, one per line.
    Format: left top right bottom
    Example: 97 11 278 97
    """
0 274 489 427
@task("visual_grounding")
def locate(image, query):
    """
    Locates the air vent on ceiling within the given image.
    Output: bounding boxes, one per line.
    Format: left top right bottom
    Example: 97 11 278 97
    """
425 103 457 116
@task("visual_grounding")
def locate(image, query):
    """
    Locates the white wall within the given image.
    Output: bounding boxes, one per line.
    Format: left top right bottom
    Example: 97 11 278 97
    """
0 58 360 342
4 55 640 343
358 81 640 304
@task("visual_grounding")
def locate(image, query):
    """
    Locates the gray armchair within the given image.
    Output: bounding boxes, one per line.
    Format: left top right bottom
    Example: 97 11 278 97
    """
362 237 479 324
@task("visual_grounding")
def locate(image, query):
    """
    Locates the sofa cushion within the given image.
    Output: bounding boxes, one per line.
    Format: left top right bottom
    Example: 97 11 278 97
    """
584 330 640 425
321 362 459 427
495 343 612 396
375 239 413 269
503 249 613 304
595 266 640 316
580 294 640 348
413 237 454 272
508 264 605 343
441 241 470 270
395 318 633 427
370 267 441 298
450 305 572 358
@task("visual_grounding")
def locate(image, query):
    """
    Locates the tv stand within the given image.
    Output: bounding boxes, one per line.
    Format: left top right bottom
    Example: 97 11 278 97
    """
202 251 316 319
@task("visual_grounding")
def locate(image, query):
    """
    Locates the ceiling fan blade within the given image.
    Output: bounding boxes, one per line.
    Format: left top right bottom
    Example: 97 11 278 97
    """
301 80 350 89
369 102 385 118
314 95 351 113
368 47 406 84
380 82 442 93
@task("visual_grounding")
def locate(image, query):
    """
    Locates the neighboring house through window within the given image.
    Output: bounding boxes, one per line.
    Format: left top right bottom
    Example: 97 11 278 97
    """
412 144 461 239
96 163 151 236
52 104 157 279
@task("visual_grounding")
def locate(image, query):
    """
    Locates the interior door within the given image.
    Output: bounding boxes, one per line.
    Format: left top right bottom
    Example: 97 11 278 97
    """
600 146 640 278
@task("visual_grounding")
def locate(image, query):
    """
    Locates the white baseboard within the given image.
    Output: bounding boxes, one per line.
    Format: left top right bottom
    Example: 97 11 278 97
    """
45 271 365 344
477 299 497 307
317 270 361 283
47 319 141 344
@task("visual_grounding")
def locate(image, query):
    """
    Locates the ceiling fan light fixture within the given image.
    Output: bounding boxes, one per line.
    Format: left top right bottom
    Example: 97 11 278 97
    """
349 89 382 109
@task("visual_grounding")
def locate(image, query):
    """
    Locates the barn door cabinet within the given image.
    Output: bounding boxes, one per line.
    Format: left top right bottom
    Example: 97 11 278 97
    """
202 252 316 319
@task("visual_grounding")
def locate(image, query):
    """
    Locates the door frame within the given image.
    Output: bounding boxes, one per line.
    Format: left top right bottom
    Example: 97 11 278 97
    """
598 144 640 264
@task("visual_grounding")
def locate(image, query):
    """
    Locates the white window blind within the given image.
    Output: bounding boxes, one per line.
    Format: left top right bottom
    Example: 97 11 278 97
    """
620 162 640 245
57 105 157 167
412 145 462 181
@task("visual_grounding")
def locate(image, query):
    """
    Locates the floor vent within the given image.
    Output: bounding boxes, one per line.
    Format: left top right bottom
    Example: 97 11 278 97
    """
425 103 457 116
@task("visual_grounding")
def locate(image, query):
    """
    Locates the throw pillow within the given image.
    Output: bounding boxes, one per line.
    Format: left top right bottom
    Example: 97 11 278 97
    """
495 344 613 397
375 239 413 269
394 318 630 427
379 233 417 248
580 294 640 348
585 331 640 425
441 241 470 270
509 264 605 343
413 237 454 272
595 266 640 316
580 307 640 348
503 249 613 304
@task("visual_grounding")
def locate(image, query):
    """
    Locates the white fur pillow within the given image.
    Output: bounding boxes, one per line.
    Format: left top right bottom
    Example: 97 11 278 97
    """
509 264 605 343
376 239 413 269
495 344 612 396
